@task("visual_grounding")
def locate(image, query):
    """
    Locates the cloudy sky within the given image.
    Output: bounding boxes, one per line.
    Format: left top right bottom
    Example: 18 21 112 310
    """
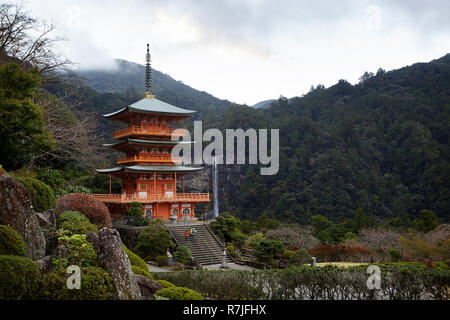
23 0 450 105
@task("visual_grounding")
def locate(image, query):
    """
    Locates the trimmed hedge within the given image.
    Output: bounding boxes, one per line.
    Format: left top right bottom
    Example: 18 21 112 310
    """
16 176 56 212
155 286 203 300
153 264 450 300
57 210 98 235
132 265 153 280
56 193 111 227
123 245 148 271
156 279 176 288
39 266 116 300
0 225 26 256
0 255 41 299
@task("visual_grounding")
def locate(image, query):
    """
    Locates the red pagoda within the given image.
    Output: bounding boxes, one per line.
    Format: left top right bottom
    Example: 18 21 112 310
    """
93 44 209 222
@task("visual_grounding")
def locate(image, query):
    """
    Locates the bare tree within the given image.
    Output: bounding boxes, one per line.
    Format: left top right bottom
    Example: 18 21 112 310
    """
29 88 106 169
0 2 71 81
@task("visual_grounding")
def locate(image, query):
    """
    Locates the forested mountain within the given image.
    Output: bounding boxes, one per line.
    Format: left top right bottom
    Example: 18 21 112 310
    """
77 59 232 117
211 54 450 224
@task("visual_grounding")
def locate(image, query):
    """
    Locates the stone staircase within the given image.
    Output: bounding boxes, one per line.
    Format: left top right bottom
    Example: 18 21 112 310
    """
167 223 233 266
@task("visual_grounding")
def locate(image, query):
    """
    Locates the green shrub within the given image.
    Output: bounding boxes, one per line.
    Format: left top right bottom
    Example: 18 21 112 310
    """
226 243 237 258
174 246 192 267
16 176 56 212
123 245 148 270
134 220 175 260
282 250 295 260
155 286 203 300
60 185 92 195
156 279 175 288
35 167 64 194
388 249 402 262
57 211 98 235
156 255 169 266
0 255 41 299
126 202 144 216
56 234 98 267
0 225 26 256
39 266 116 300
252 239 284 263
288 249 312 266
132 265 153 280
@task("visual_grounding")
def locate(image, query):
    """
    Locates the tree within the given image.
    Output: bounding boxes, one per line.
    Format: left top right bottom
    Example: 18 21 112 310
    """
134 220 175 260
288 249 312 266
30 88 103 169
413 210 439 233
125 202 144 217
0 64 54 169
0 3 71 80
173 246 192 269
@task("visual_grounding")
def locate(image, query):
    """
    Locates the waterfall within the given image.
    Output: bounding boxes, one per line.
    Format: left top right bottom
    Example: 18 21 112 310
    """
213 156 219 218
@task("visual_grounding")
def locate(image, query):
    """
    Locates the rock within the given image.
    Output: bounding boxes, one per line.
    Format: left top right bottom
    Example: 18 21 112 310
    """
36 255 53 273
0 174 46 260
86 231 100 255
36 210 58 255
134 274 164 300
97 227 142 300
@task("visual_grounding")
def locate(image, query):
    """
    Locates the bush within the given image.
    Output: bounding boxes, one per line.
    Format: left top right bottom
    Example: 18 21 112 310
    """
60 185 92 195
251 239 284 263
156 255 169 266
155 286 203 300
153 265 450 300
308 244 372 262
0 225 26 256
288 249 312 266
134 220 175 260
132 265 153 280
226 243 237 259
123 245 148 270
16 176 56 212
56 193 111 227
0 255 41 299
57 211 98 235
56 234 98 267
35 167 64 194
39 266 116 300
156 279 175 288
126 202 143 216
174 246 192 267
282 250 295 260
388 249 402 262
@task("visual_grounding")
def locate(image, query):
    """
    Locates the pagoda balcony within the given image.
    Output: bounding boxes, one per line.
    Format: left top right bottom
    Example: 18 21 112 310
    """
113 125 185 139
116 154 182 165
92 193 210 203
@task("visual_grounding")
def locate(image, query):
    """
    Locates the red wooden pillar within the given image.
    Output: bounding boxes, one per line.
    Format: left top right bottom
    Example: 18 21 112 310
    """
174 172 177 195
153 172 156 194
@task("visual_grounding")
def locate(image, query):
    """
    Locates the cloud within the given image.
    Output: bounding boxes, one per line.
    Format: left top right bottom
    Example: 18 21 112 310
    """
22 0 450 104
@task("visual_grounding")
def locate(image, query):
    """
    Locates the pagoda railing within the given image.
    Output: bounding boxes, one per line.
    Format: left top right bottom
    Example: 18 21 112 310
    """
113 125 186 139
92 193 210 203
116 154 182 164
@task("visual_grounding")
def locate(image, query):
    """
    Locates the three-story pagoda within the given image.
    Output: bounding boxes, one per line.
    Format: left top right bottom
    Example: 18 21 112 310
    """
93 44 209 222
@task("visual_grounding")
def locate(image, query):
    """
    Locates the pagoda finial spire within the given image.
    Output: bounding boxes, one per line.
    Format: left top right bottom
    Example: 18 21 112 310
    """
145 43 154 98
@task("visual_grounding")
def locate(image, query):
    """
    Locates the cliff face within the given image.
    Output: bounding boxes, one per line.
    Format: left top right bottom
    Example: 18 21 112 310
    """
178 164 242 215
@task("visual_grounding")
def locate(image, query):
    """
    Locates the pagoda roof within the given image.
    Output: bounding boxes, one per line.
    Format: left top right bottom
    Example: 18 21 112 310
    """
103 138 195 148
103 97 196 119
96 165 203 174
